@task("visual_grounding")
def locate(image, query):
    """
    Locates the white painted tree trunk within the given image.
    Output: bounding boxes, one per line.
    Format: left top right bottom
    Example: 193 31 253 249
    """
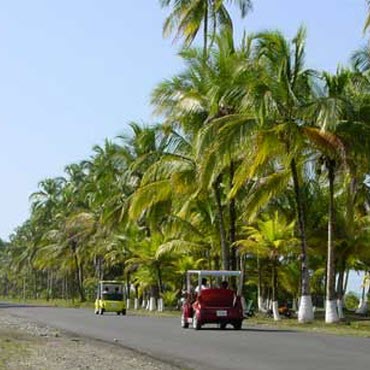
292 297 297 312
325 300 339 323
145 300 150 310
257 295 265 312
149 297 156 311
141 299 147 309
157 298 164 312
356 298 368 314
337 298 344 319
272 301 281 321
298 295 314 323
134 298 139 310
241 297 247 312
126 298 131 310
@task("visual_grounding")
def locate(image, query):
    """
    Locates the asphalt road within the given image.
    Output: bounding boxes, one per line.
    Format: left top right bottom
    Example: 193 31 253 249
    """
1 303 369 370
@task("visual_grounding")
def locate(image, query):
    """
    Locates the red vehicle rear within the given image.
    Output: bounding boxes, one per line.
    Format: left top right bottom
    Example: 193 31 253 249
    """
181 270 244 330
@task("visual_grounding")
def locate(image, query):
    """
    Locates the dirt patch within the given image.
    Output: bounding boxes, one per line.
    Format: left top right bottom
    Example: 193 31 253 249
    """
0 313 180 370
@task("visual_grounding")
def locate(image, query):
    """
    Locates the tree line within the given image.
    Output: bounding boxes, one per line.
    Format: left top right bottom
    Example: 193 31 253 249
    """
1 0 370 323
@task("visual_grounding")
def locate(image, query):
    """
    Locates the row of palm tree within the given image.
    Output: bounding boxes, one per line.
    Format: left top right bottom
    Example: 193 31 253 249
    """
1 1 370 323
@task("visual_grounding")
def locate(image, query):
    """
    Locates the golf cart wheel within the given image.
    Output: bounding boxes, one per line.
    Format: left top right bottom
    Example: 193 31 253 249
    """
233 320 242 330
220 322 227 330
98 308 104 315
192 314 201 330
121 309 127 316
181 314 189 329
94 310 99 315
117 311 121 315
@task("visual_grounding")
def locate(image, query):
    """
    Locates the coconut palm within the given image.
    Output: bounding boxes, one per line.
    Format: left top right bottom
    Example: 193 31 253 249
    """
308 68 370 322
159 0 252 56
200 27 318 322
237 212 297 320
126 233 175 310
152 31 258 270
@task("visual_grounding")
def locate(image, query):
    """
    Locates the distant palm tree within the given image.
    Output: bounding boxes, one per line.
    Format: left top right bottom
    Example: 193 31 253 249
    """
159 0 252 56
237 212 297 321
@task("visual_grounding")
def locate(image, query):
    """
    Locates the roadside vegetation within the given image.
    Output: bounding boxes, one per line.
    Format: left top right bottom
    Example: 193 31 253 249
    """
1 0 370 327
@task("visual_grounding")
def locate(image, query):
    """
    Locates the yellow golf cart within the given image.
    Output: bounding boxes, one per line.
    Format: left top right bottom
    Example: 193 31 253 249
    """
95 280 126 315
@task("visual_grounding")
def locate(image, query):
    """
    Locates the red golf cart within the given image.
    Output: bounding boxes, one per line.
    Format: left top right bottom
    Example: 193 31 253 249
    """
181 270 244 330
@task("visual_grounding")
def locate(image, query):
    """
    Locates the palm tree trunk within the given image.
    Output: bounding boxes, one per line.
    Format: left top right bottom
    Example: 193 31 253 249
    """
72 244 85 302
272 257 280 321
203 0 208 59
290 158 313 322
336 262 345 319
213 175 229 270
23 276 26 301
126 271 131 300
325 160 339 323
257 254 264 311
343 269 350 293
157 263 163 295
229 162 237 270
33 270 37 299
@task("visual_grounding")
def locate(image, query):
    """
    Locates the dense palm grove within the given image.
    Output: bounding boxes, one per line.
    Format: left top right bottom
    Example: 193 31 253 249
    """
1 1 370 323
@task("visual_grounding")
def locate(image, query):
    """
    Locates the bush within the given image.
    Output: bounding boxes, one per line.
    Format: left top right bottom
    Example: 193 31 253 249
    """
344 292 359 311
161 290 178 308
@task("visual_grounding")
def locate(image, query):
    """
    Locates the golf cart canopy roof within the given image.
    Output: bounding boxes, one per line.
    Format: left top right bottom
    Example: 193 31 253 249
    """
99 280 124 285
186 270 242 277
186 270 244 295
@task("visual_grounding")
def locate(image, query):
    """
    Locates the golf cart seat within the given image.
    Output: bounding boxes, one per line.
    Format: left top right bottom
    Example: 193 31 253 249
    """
198 288 235 308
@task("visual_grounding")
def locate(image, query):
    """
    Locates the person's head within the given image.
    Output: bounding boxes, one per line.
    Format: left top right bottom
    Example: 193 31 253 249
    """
201 278 207 286
221 281 228 289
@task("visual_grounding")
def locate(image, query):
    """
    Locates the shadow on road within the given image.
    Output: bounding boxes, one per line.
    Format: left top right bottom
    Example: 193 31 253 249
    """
196 327 296 333
243 327 296 333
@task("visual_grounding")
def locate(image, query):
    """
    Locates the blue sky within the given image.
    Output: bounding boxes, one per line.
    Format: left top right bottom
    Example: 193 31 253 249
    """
0 0 367 290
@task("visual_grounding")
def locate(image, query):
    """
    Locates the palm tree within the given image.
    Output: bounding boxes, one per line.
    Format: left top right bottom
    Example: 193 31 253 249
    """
159 0 252 56
237 212 297 320
308 68 370 322
200 27 318 322
126 233 174 310
152 31 258 270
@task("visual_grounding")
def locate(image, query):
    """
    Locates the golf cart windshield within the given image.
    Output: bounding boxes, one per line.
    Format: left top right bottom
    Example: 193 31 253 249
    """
102 292 123 301
99 281 125 300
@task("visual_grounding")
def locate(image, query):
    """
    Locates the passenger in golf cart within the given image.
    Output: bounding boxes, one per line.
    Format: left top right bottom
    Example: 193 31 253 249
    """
181 270 244 330
194 278 209 293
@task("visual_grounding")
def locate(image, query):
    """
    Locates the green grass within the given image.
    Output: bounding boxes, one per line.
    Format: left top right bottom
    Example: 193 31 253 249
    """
245 313 370 338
